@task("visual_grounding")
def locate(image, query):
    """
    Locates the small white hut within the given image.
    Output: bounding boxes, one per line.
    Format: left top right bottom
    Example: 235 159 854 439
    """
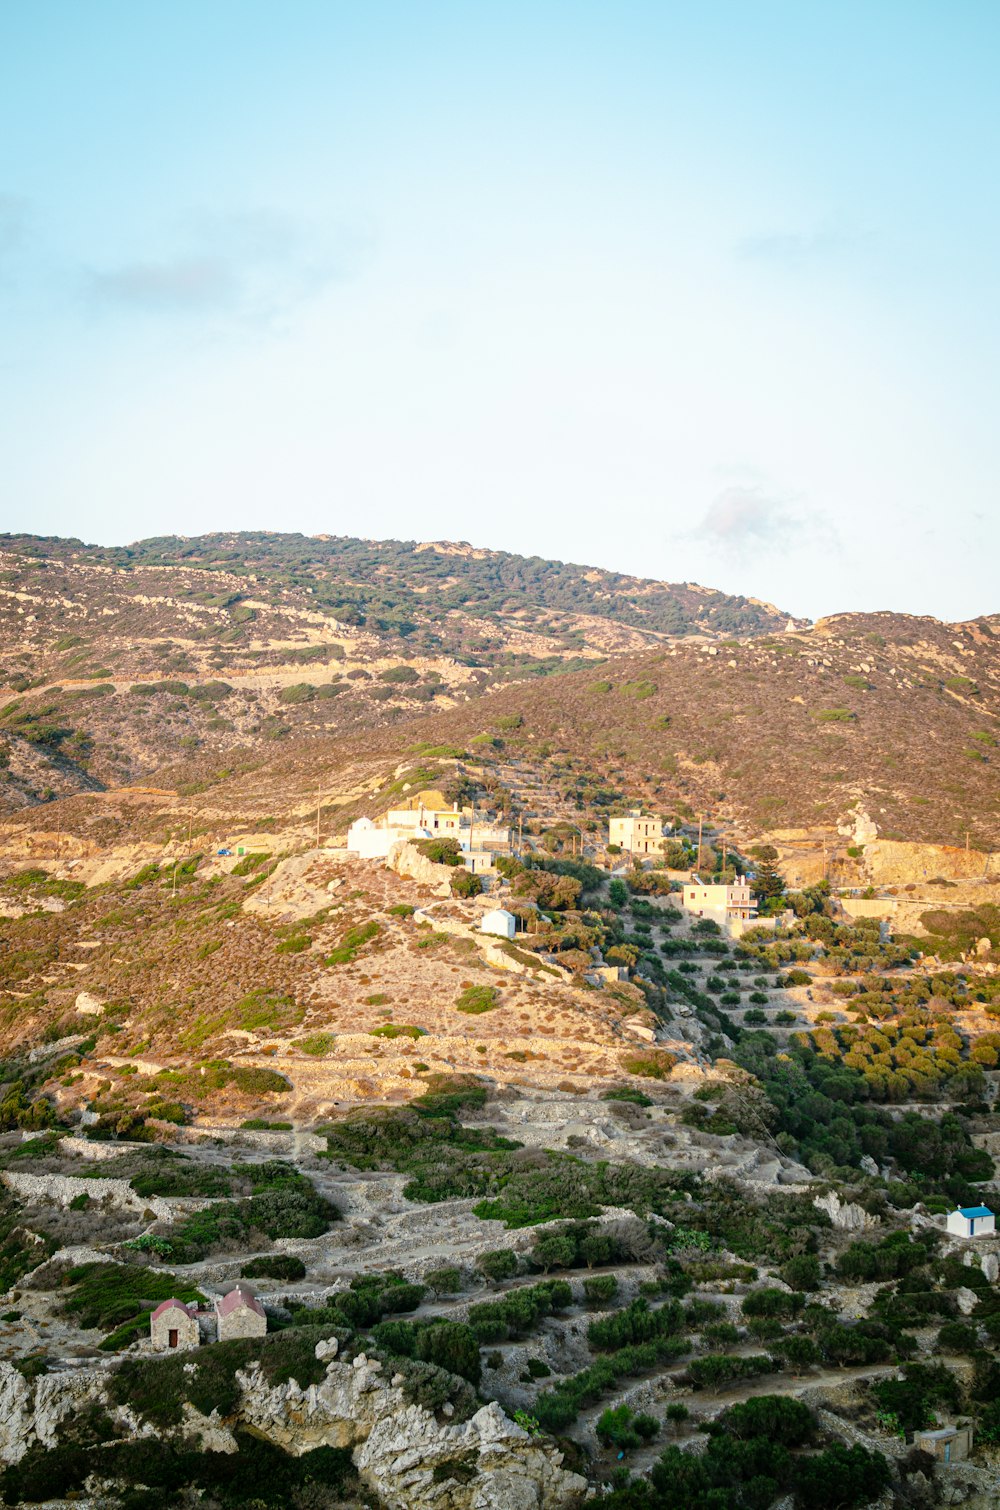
481 908 516 940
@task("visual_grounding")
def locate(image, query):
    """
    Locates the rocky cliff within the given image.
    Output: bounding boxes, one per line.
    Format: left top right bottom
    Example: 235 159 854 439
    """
0 1348 587 1509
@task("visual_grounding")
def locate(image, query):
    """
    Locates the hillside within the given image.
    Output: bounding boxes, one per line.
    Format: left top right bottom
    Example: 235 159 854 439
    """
0 530 792 812
4 606 994 859
0 531 996 848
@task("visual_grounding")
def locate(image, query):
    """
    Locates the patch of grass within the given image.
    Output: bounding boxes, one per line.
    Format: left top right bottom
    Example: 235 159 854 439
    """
371 1023 426 1039
455 984 500 1014
621 1050 677 1080
325 920 380 965
297 1032 336 1056
62 1262 205 1349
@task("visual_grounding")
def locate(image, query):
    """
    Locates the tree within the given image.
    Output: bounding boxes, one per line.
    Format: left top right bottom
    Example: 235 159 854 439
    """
752 858 785 906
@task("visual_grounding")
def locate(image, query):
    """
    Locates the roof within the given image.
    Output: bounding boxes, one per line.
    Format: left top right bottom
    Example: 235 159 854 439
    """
216 1284 266 1319
957 1206 994 1218
916 1427 963 1440
150 1298 195 1323
483 908 515 920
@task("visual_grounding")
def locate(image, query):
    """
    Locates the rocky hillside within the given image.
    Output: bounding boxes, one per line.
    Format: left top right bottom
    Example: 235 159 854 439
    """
0 531 791 812
1 532 996 851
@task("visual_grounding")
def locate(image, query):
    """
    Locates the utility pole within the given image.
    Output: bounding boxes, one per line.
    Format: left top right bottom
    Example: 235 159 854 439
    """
696 814 704 875
316 787 323 850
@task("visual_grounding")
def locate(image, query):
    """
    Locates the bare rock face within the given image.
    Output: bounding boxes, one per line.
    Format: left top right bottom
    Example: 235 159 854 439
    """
956 1286 979 1316
236 1358 586 1509
813 1191 879 1231
387 841 455 897
981 1252 999 1283
0 1354 586 1508
0 1362 105 1464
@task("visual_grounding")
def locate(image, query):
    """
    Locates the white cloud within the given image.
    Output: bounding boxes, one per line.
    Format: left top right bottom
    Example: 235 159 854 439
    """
688 485 839 559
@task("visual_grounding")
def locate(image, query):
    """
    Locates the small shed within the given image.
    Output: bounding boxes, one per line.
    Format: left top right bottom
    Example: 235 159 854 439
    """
216 1284 267 1341
150 1298 200 1351
946 1205 995 1239
914 1425 973 1464
481 908 516 940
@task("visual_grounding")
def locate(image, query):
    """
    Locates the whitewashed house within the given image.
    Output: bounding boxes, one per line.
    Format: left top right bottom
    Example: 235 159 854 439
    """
481 908 517 940
946 1205 995 1239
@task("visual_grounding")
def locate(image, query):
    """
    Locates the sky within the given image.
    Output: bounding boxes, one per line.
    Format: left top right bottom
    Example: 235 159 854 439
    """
0 1 997 623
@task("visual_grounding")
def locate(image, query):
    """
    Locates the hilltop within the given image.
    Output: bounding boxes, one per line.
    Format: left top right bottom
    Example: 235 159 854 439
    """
0 530 791 812
0 532 996 852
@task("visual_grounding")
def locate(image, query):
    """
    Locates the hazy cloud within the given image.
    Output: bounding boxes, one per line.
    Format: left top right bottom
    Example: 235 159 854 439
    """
0 194 29 256
689 485 839 558
736 226 849 263
90 257 236 310
87 209 372 325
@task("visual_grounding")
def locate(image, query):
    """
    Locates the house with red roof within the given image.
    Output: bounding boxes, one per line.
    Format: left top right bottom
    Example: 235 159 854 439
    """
215 1283 267 1341
150 1298 200 1351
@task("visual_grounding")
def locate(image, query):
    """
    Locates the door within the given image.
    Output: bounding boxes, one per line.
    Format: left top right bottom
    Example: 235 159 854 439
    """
168 1329 178 1348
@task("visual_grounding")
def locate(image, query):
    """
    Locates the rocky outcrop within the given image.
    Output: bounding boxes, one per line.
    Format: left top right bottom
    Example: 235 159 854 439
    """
813 1191 880 1231
235 1355 585 1509
387 842 456 897
0 1352 587 1509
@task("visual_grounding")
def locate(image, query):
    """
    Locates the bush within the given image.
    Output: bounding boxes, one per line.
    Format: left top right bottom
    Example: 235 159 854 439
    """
602 1087 653 1107
371 1317 481 1385
779 1254 821 1292
584 1274 618 1304
596 1403 659 1450
425 1266 462 1296
477 1249 517 1282
622 1051 676 1081
456 985 500 1014
242 1254 307 1281
468 1280 571 1343
686 1353 774 1389
742 1288 804 1320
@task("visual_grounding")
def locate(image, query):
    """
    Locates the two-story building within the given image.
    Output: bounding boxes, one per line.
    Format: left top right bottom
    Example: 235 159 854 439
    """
680 875 758 934
608 811 663 857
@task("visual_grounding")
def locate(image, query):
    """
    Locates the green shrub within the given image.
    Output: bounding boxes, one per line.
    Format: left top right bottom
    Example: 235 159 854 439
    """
596 1402 659 1449
297 1032 335 1056
476 1249 517 1282
242 1254 307 1281
584 1274 618 1304
456 985 500 1014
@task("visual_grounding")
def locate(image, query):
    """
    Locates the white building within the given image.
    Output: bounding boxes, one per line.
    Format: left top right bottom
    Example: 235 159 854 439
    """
481 908 517 940
348 789 510 868
680 876 758 934
346 817 403 860
608 811 663 857
946 1205 995 1239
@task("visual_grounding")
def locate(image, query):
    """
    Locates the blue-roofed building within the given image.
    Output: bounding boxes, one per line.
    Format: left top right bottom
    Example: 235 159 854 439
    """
946 1205 995 1239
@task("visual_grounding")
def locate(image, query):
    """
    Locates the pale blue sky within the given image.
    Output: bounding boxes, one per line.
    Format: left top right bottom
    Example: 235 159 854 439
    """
1 1 996 620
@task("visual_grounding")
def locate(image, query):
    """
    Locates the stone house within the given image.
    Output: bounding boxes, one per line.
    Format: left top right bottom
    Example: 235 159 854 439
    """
914 1425 973 1463
216 1284 267 1341
150 1298 200 1351
608 811 663 857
